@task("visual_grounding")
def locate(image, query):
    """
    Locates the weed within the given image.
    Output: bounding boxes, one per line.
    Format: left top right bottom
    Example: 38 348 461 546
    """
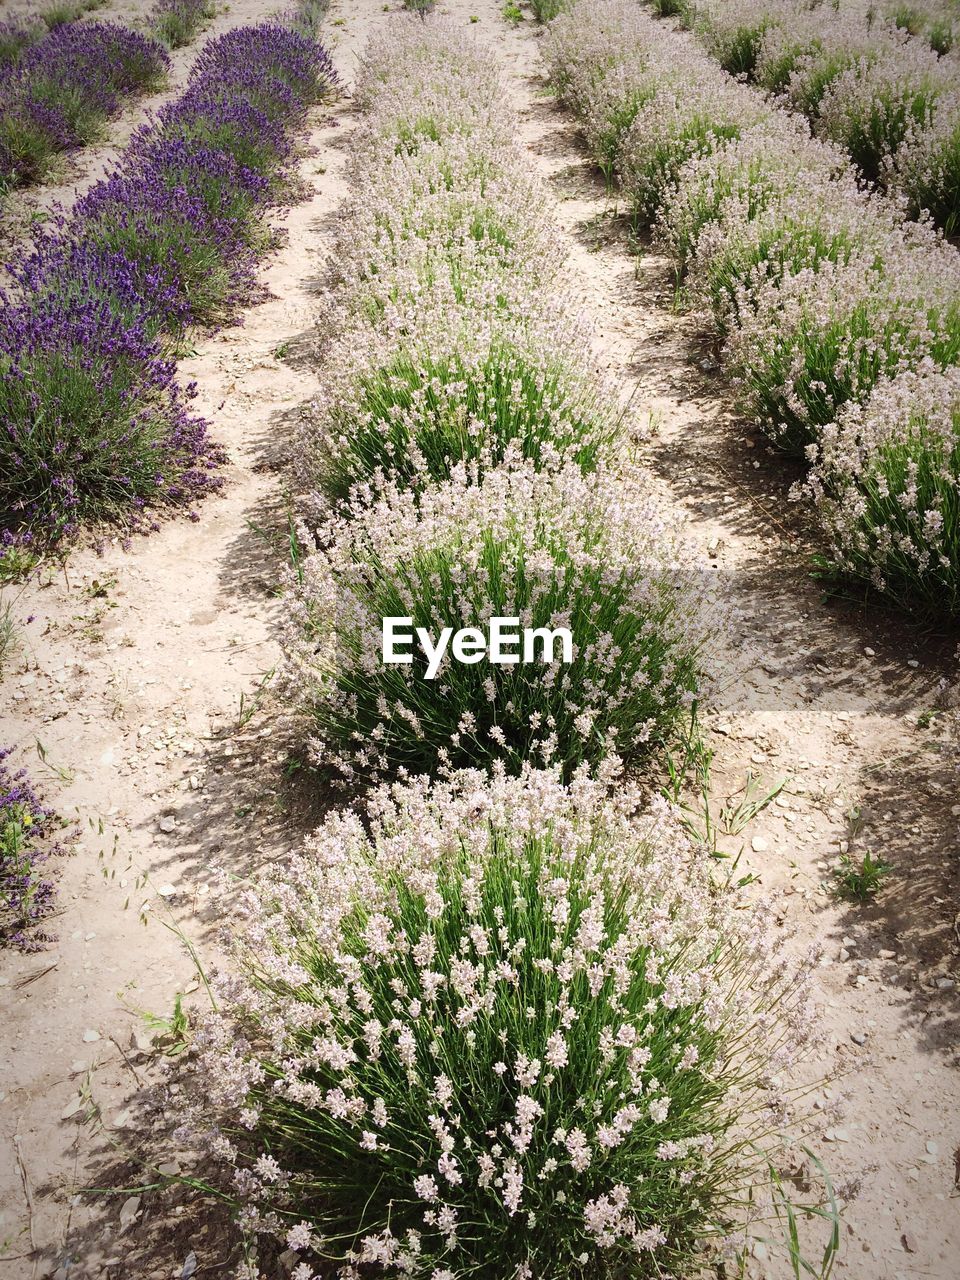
832 849 892 901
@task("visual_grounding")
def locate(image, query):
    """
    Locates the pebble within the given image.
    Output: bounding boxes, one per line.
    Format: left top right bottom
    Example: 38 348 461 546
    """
901 1231 918 1253
118 1195 140 1231
751 835 769 852
936 977 956 991
82 1029 101 1043
158 815 176 834
157 884 177 898
850 1031 867 1045
60 1095 83 1120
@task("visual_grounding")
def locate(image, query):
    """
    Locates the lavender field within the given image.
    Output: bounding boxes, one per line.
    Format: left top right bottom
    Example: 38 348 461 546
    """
1 2 959 1279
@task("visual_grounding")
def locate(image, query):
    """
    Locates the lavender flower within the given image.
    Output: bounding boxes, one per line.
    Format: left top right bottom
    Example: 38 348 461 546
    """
182 766 821 1277
1 15 338 543
150 0 215 51
0 21 169 192
0 748 63 951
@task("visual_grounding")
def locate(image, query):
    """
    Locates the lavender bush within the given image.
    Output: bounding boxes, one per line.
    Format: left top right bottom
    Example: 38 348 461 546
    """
1 18 338 544
0 21 169 192
803 365 960 614
0 16 44 69
298 300 620 505
286 455 714 786
73 138 272 329
0 242 223 539
185 766 819 1278
150 0 216 50
893 93 960 233
40 0 107 30
724 230 960 454
1 748 63 951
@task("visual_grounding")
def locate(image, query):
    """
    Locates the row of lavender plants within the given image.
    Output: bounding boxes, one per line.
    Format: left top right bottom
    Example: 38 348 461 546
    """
0 16 338 547
544 0 960 617
0 18 169 194
0 0 221 197
658 0 960 233
180 18 825 1280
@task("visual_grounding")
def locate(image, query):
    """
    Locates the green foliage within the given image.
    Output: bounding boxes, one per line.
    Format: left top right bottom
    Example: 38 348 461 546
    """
831 849 892 902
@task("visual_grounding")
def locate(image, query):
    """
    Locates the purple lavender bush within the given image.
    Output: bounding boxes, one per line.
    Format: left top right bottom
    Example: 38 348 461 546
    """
74 139 271 328
0 748 63 951
150 0 216 51
0 17 45 69
0 17 338 545
0 21 169 192
0 242 223 539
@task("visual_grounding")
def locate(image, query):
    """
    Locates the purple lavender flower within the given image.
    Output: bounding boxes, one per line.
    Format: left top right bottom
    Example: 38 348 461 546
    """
1 16 338 544
0 747 63 951
150 0 215 51
0 21 169 191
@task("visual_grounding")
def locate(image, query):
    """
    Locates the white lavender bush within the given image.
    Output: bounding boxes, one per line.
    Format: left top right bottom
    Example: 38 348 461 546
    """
725 230 960 453
297 298 619 504
548 0 960 612
285 455 714 785
186 766 820 1279
803 364 960 613
893 93 960 233
619 65 770 225
542 0 663 179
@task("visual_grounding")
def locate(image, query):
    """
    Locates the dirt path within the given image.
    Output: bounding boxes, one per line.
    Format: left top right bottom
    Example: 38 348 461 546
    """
1 2 958 1278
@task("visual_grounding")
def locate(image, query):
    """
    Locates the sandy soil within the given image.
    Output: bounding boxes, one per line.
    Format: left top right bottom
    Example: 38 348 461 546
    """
1 1 958 1278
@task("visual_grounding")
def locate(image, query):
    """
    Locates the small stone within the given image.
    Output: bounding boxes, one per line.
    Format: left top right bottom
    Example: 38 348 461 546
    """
879 949 896 959
130 1027 154 1054
864 647 875 657
901 1232 918 1253
926 1140 939 1156
82 1029 101 1043
158 1160 181 1177
157 883 177 898
751 835 769 852
850 1031 867 1046
60 1095 83 1120
936 976 956 990
839 948 850 962
118 1195 140 1230
158 815 176 834
842 936 856 948
907 659 919 669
